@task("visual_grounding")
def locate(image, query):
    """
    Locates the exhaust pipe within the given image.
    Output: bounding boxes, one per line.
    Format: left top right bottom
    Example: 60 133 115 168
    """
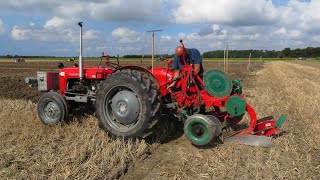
25 77 38 87
78 22 83 81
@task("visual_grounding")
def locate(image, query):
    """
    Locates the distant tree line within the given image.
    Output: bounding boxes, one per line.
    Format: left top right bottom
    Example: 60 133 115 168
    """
202 50 279 58
202 47 320 58
0 55 58 58
280 47 320 58
123 54 172 58
0 55 117 58
2 47 320 59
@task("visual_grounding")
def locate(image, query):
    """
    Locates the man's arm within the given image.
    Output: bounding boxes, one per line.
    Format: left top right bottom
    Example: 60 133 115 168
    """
167 70 180 88
190 48 202 74
173 69 180 78
168 56 181 89
194 64 200 73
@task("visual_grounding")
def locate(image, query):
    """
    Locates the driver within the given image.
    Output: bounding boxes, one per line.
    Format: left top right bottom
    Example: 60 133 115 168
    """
167 46 204 89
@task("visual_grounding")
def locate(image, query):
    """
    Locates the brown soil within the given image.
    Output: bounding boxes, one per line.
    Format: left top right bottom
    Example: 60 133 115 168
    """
0 76 42 103
0 61 61 103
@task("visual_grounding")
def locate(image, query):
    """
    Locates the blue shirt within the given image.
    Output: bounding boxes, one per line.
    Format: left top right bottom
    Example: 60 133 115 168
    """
173 48 204 76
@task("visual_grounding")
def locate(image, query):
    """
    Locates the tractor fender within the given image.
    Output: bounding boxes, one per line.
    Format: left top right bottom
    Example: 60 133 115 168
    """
113 65 160 88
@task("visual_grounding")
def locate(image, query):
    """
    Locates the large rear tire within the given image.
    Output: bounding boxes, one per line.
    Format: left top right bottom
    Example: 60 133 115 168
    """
37 92 68 125
95 69 160 139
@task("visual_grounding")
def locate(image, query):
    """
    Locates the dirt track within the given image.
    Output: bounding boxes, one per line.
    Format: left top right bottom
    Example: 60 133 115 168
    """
123 61 320 179
0 60 319 179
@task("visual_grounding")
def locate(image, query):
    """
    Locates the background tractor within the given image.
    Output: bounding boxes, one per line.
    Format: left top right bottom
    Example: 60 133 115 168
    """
67 57 76 61
15 58 25 62
26 22 285 147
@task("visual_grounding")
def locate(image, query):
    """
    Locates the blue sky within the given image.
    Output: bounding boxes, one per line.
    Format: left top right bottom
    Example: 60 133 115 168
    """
0 0 317 56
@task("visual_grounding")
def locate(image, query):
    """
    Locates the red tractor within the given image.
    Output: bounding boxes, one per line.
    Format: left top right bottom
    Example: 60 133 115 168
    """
15 58 25 62
26 22 285 147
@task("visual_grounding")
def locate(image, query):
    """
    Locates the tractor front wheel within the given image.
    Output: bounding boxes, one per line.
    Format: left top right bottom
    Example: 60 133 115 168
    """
37 92 68 125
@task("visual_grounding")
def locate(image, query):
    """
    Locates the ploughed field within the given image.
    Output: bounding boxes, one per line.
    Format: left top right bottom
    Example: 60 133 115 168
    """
0 60 319 179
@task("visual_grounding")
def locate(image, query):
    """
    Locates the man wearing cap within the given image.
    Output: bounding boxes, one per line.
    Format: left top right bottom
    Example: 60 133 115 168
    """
168 46 204 89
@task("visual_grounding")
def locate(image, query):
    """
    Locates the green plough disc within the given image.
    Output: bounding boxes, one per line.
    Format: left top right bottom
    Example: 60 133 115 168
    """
226 96 246 116
204 69 232 98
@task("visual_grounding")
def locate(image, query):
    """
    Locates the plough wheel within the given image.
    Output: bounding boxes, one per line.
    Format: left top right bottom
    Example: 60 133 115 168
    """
184 114 221 146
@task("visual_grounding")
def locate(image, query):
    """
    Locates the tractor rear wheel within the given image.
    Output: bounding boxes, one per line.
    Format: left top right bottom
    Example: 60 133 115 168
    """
37 92 68 125
95 69 160 139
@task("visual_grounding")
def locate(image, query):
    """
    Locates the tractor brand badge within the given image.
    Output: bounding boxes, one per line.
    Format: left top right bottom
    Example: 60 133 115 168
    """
265 123 272 127
59 72 65 76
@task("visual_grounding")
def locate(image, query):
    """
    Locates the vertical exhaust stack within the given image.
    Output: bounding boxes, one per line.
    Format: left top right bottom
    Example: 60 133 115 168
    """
146 29 162 74
78 22 83 81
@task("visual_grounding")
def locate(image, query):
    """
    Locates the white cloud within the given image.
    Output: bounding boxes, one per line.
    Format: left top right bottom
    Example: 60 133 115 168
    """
232 33 260 41
211 24 221 32
160 35 172 42
198 24 224 36
178 32 186 39
84 0 165 22
208 41 224 49
162 29 230 53
276 0 320 33
0 18 6 34
172 0 276 25
167 0 320 51
287 30 303 39
273 27 303 40
11 23 75 42
171 0 320 35
0 0 166 23
186 33 200 40
11 25 30 40
11 17 102 42
111 27 141 43
84 29 101 41
44 17 67 29
96 45 111 52
311 35 320 42
274 27 287 35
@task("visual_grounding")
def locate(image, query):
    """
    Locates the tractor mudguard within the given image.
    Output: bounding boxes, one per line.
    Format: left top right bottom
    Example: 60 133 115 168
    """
114 65 160 88
114 65 153 76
